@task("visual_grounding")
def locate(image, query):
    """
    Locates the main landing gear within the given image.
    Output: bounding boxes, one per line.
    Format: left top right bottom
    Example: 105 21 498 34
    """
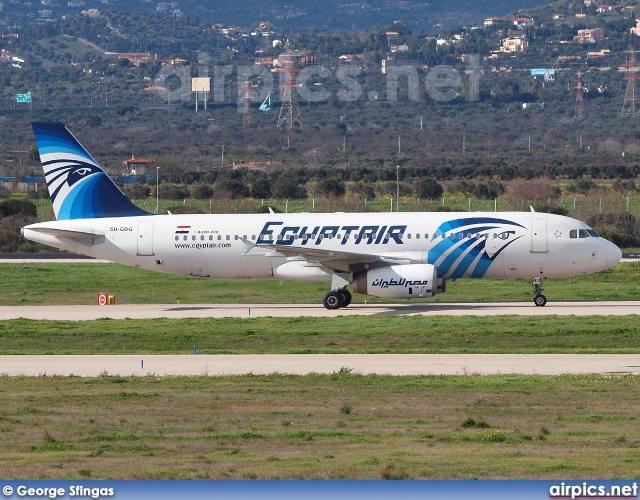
532 277 547 307
323 287 352 310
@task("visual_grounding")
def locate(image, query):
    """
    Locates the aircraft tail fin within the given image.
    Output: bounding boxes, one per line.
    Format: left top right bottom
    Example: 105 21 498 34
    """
32 121 151 220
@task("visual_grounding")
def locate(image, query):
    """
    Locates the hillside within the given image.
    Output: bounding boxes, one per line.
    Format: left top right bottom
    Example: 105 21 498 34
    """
1 0 552 31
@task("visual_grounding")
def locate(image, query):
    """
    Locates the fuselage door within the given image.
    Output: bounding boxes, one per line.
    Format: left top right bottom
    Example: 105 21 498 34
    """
531 219 548 253
137 222 154 256
191 262 209 277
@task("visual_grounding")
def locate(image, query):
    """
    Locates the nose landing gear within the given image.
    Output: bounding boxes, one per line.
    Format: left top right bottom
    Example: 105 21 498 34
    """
532 277 547 307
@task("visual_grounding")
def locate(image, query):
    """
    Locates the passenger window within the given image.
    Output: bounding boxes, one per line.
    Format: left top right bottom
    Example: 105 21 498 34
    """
570 230 577 238
416 234 420 239
579 229 589 238
226 235 230 241
425 234 429 239
201 235 204 241
218 235 222 240
458 233 463 239
184 235 187 240
449 234 455 239
192 235 196 241
252 235 256 240
234 235 239 240
407 234 411 239
209 235 213 240
442 233 446 239
175 236 179 241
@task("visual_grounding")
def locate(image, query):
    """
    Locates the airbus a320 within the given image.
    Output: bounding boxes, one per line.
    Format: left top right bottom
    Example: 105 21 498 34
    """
22 122 622 309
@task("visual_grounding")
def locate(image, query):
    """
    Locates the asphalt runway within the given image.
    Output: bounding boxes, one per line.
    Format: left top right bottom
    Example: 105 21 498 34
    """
2 353 640 377
0 301 639 320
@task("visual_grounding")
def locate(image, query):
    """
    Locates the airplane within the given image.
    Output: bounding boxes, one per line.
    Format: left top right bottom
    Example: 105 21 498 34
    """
22 121 622 309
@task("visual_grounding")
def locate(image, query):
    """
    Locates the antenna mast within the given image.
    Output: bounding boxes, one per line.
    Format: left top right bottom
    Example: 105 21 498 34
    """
621 45 638 118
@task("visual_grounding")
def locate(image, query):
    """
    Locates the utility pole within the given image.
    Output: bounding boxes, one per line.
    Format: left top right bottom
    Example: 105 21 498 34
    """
396 165 400 213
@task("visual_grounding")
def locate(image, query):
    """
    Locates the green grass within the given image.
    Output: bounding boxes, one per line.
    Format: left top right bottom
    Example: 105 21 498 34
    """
0 373 639 479
1 314 640 354
1 261 639 306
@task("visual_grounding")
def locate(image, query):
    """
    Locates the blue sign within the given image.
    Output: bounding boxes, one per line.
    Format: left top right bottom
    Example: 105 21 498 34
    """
16 92 31 103
531 69 555 82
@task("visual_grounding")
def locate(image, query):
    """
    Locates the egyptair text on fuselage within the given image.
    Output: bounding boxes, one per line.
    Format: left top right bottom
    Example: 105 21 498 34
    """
257 222 408 246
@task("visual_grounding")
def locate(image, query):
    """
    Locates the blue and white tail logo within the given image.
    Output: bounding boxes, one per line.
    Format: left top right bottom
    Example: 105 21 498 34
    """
32 122 150 220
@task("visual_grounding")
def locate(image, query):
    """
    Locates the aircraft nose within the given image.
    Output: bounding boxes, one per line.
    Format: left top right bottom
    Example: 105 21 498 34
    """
604 240 622 265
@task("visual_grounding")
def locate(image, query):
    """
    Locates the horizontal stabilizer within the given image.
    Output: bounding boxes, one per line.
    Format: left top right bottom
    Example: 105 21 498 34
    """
24 226 104 241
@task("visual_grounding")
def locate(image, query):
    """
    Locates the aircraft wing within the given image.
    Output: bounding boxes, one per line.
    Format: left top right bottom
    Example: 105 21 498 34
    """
249 241 421 272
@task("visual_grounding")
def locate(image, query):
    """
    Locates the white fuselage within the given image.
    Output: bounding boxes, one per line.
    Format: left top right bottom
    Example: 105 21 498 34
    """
23 211 622 284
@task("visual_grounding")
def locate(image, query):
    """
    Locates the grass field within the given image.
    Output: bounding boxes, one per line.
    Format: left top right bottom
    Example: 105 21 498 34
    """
1 315 640 355
2 262 639 480
1 373 639 480
1 261 639 306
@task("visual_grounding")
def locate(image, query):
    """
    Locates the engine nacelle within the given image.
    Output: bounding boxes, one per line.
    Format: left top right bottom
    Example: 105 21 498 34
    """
353 264 444 299
271 261 332 283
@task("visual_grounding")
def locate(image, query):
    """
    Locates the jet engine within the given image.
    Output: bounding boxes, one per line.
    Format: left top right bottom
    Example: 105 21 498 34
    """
352 264 445 299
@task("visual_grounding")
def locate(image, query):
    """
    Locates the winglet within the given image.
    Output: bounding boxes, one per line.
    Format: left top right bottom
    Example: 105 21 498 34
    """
32 122 151 220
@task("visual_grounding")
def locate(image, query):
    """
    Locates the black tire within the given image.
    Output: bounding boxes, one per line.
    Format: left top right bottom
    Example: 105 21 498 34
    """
323 291 341 310
338 289 352 307
534 294 547 307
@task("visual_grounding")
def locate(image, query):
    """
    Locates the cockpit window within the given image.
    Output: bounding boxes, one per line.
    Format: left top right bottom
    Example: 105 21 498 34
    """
570 230 577 238
579 229 589 238
587 229 599 237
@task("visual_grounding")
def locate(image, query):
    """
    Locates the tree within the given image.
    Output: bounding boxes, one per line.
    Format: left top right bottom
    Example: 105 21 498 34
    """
448 179 475 199
250 178 272 199
567 178 596 196
191 184 213 199
123 184 151 199
415 178 443 199
473 180 505 200
271 173 307 200
0 199 37 217
316 177 346 197
159 184 190 200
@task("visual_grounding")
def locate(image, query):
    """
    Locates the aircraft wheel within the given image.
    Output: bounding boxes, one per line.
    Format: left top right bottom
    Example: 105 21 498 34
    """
323 291 341 310
338 289 352 307
534 294 547 307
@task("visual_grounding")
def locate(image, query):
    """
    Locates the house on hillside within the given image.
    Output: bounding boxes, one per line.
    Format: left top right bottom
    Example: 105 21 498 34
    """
558 55 582 62
499 36 527 53
484 17 506 26
574 27 604 43
118 53 151 66
514 17 534 29
587 48 610 58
